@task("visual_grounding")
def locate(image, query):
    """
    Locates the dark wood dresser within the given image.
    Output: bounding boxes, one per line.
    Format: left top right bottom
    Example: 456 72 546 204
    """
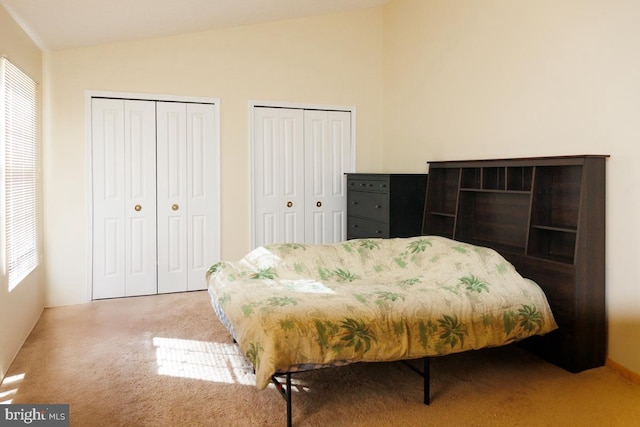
346 173 427 239
422 155 608 373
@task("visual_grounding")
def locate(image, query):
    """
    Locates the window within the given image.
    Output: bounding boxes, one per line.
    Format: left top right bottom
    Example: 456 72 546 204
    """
0 57 38 291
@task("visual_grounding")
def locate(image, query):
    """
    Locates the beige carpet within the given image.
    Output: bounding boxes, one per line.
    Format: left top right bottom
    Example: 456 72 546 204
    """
2 291 640 426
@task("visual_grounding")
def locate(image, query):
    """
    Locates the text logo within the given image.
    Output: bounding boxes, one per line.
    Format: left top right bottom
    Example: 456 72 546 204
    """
0 405 69 426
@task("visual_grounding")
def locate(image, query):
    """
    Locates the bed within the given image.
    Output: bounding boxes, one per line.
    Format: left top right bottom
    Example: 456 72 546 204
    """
206 235 557 425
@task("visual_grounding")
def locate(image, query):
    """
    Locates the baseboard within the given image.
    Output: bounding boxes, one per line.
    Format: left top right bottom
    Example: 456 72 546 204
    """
606 358 640 384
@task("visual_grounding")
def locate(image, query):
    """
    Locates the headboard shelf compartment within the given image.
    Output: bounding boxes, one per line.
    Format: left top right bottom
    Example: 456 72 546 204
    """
422 155 608 373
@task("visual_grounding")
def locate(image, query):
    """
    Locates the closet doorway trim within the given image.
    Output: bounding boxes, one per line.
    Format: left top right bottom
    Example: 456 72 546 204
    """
248 100 357 249
84 90 221 302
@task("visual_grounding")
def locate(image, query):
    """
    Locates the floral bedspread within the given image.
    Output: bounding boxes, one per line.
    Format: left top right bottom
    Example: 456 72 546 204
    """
206 236 557 389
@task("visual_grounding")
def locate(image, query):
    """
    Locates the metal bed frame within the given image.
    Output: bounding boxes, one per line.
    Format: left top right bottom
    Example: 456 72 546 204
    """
270 357 431 427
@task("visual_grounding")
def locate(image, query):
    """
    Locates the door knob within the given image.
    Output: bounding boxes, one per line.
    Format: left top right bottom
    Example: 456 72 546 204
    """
172 204 179 211
287 201 293 208
316 201 322 207
134 204 142 212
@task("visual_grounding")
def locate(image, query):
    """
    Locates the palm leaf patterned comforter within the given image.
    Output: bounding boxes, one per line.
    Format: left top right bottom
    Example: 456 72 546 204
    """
206 236 557 389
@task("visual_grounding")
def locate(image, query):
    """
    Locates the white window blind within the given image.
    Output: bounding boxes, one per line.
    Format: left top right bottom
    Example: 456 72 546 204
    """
1 57 38 290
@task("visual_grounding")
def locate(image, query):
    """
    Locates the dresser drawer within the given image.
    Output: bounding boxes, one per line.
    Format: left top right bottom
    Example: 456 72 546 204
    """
345 173 427 240
347 216 389 238
347 177 389 193
347 191 389 222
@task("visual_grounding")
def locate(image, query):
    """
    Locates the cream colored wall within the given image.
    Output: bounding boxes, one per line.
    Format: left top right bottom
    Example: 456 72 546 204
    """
43 8 385 306
0 5 44 380
383 0 640 375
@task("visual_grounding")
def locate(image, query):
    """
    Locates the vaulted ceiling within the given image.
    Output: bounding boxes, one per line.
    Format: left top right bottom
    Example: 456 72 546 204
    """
1 0 389 51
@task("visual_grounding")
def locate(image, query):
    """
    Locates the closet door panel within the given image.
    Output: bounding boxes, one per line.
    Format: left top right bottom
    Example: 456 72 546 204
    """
92 99 126 299
280 112 305 243
92 99 157 299
124 101 157 296
157 102 188 293
304 110 350 244
254 109 279 245
253 107 305 247
186 103 216 290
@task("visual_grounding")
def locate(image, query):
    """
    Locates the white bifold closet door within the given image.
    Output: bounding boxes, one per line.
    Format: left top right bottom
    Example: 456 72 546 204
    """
92 99 157 299
92 98 216 299
156 102 217 294
253 107 351 247
304 109 352 244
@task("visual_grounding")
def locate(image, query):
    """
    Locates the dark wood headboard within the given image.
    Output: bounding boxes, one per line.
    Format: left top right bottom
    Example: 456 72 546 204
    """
421 155 608 372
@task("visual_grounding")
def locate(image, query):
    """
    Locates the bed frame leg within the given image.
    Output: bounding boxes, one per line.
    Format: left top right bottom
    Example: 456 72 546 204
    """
271 373 293 427
286 373 292 427
424 357 430 405
401 357 431 405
